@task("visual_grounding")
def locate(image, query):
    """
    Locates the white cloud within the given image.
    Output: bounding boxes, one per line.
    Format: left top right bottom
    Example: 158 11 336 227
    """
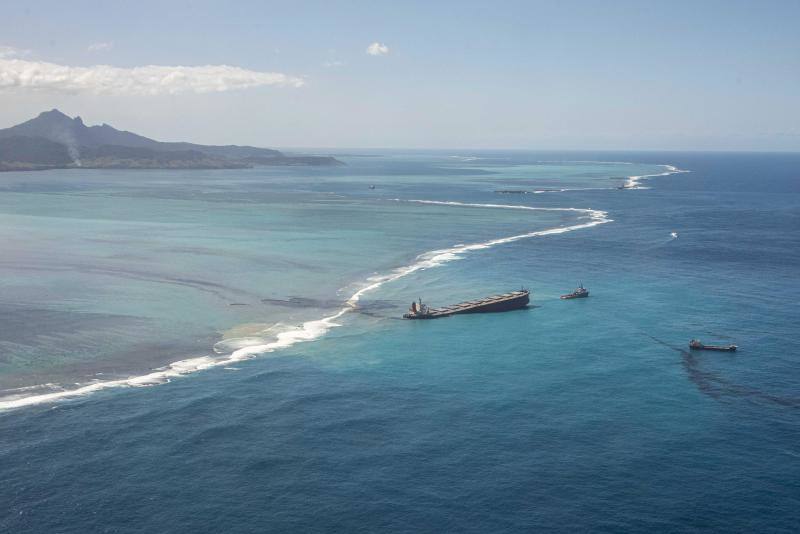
323 60 345 68
366 42 389 56
0 58 305 95
0 46 30 59
87 42 114 52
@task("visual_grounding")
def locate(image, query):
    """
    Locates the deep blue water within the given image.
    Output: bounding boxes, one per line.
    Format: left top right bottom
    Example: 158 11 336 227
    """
1 151 799 533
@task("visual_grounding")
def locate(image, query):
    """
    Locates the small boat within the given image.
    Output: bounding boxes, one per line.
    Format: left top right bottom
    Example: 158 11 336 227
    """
561 282 589 299
369 185 376 189
689 339 737 352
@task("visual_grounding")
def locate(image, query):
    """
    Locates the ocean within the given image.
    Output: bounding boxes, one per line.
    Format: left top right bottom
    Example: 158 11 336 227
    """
1 151 799 532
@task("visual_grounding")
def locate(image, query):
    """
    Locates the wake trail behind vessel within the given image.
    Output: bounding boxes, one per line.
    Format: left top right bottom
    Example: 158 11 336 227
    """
644 333 800 408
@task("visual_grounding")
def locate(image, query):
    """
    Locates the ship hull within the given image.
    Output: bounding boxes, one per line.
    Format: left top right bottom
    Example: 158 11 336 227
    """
689 344 737 352
403 291 529 319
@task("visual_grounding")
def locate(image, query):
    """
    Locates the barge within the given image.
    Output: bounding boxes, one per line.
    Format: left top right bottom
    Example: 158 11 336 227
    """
689 340 737 352
403 290 529 319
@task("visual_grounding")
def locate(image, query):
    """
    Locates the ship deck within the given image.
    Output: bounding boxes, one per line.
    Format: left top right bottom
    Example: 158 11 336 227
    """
403 290 529 319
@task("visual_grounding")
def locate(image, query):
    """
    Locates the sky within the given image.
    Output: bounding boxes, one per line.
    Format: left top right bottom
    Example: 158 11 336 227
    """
1 0 798 150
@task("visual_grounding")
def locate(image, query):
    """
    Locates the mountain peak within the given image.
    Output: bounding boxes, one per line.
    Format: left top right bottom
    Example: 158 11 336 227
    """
2 109 142 149
0 110 343 170
39 108 71 119
33 110 86 129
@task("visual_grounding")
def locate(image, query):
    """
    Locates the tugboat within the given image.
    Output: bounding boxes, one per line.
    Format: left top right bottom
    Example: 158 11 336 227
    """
561 282 589 300
689 339 737 352
403 290 529 319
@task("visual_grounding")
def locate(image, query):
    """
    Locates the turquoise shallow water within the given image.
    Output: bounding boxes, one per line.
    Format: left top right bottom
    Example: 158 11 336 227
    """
0 156 639 398
1 151 799 532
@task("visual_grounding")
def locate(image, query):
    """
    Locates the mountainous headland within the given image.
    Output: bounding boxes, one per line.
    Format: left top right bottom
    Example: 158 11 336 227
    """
0 110 343 171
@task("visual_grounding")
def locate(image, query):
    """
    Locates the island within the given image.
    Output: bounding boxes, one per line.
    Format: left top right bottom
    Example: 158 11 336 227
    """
0 109 344 171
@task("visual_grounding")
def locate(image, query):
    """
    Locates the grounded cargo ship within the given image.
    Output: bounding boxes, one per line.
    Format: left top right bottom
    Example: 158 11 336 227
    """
403 290 529 319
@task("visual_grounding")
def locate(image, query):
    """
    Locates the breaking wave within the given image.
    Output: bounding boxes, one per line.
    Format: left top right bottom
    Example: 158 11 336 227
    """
495 187 612 195
625 164 689 189
0 200 610 411
493 163 688 195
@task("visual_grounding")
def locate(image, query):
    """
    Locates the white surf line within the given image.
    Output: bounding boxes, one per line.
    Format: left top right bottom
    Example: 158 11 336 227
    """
532 160 634 165
0 200 610 411
496 187 612 195
401 199 609 220
625 164 690 189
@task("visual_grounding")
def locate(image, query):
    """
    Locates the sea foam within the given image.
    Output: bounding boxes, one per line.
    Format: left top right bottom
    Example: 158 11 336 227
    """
625 164 690 189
